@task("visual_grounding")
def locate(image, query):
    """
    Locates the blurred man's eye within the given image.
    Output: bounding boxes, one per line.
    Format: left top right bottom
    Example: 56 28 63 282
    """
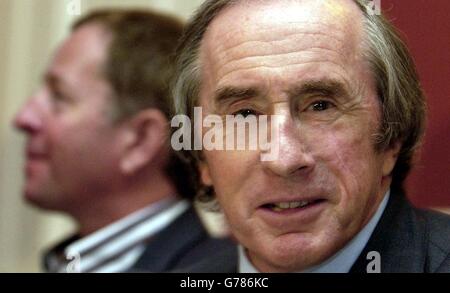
52 93 65 104
52 93 64 102
49 90 71 112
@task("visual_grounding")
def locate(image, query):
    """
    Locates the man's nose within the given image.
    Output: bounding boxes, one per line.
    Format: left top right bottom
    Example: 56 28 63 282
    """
261 114 315 178
13 97 43 134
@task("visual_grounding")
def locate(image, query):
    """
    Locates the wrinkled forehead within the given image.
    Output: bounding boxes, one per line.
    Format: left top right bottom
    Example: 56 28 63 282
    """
201 0 366 63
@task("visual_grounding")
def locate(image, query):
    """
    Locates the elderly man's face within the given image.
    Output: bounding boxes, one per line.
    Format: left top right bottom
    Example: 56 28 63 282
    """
198 0 399 272
14 24 125 212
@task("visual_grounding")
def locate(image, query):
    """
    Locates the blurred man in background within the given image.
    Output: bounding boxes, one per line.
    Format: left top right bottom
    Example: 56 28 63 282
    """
14 8 233 273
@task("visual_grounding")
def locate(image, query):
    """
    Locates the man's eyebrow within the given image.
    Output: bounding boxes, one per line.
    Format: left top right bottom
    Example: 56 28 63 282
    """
213 86 261 107
287 79 350 100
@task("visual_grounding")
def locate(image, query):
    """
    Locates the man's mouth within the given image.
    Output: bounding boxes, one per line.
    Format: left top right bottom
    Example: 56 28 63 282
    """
257 198 327 228
261 199 327 212
26 147 48 160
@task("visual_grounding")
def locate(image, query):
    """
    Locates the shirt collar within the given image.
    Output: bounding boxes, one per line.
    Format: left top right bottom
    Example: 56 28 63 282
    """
66 197 181 255
239 190 391 273
45 197 190 273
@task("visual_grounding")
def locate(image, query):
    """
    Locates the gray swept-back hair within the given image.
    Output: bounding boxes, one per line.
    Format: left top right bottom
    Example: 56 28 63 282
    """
172 0 426 200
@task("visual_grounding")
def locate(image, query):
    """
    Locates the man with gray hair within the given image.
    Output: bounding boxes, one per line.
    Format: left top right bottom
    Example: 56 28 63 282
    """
171 0 450 272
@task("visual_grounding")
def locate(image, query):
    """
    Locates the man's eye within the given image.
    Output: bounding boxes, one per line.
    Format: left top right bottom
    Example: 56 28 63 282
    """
50 91 70 111
308 100 334 111
51 91 66 102
232 109 258 118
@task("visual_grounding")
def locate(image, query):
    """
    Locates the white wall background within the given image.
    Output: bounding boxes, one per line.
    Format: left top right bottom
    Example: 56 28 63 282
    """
0 0 206 273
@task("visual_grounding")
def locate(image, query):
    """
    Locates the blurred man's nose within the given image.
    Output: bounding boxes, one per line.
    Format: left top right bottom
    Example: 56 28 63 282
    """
261 113 315 178
13 96 43 134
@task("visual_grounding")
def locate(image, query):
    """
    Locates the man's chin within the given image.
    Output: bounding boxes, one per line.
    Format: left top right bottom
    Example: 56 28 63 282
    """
23 188 58 211
250 251 320 272
250 235 340 272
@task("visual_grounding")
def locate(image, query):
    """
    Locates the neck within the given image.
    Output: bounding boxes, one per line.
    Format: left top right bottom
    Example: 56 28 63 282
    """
70 171 178 237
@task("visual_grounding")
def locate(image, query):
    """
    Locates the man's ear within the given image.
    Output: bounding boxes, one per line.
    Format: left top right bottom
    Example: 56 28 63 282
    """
382 142 402 177
199 160 213 186
119 109 169 175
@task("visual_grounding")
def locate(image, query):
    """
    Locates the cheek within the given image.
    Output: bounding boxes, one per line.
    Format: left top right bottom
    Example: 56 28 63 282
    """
48 123 92 163
313 117 376 176
204 151 258 242
204 150 243 194
203 150 258 211
47 118 119 178
312 120 384 222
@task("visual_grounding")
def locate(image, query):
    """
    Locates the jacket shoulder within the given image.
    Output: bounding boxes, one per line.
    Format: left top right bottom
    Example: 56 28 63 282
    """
350 193 450 273
131 205 235 272
172 242 238 273
419 209 450 272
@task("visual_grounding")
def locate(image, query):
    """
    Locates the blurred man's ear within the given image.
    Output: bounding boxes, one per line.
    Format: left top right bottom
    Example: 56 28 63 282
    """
382 142 402 177
119 109 169 175
199 161 213 186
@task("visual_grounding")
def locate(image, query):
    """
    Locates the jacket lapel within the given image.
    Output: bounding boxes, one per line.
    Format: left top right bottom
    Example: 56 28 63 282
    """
350 192 428 273
131 206 208 272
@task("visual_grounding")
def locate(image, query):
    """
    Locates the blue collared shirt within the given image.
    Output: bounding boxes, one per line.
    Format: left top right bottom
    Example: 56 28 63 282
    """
239 190 390 273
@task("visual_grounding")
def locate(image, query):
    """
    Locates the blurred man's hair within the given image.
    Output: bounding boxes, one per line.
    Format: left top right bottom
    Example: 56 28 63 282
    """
74 9 197 199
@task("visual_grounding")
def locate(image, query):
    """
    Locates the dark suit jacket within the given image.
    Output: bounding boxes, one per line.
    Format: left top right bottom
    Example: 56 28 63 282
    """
182 192 450 273
350 192 450 272
131 206 235 272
